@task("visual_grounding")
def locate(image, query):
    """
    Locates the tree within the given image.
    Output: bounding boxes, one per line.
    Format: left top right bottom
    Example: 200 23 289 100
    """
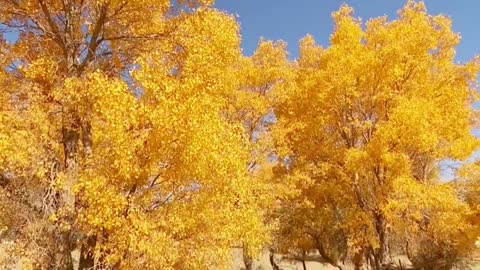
273 1 480 269
457 162 480 256
231 39 295 270
0 0 272 269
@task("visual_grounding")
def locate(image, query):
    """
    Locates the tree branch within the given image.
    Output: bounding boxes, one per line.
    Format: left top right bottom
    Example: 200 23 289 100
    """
37 0 67 55
77 4 108 74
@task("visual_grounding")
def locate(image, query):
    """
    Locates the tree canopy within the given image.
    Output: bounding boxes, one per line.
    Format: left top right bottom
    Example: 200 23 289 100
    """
0 1 479 270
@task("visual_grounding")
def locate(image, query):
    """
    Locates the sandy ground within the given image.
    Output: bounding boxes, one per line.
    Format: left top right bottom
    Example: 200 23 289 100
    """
2 246 480 269
231 249 480 270
231 249 341 270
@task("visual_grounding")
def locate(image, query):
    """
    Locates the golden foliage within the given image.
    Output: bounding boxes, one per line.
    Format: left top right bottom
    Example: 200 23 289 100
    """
0 1 479 269
273 1 480 268
0 1 274 269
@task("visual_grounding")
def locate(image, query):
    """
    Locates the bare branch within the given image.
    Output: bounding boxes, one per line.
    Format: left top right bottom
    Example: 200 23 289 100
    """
77 4 108 74
37 0 67 54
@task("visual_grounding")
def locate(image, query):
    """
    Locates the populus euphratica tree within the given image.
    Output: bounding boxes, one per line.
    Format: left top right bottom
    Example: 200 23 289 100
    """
273 1 480 269
0 0 273 269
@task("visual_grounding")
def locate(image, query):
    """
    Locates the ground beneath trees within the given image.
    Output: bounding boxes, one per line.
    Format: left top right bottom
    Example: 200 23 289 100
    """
231 249 480 270
2 246 480 269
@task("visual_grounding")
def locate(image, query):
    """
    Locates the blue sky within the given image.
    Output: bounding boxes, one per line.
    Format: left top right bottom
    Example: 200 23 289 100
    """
215 0 480 63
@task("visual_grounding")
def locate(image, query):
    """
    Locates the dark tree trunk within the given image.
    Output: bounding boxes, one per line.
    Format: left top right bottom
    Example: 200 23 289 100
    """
302 250 308 270
269 248 280 270
79 235 96 270
53 116 81 270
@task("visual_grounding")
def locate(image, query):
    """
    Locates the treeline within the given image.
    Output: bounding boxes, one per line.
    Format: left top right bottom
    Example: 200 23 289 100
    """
0 0 479 269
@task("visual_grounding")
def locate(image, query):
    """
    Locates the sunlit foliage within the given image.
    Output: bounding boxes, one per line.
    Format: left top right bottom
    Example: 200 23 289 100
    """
273 1 480 269
0 1 273 269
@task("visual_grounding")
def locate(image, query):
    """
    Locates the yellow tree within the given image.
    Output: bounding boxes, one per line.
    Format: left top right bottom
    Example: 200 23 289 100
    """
230 39 295 270
457 162 480 254
0 0 272 269
273 1 479 269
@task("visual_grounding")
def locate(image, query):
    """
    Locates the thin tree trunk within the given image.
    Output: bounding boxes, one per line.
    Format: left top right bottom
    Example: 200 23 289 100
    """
79 235 96 270
368 250 377 270
302 250 307 270
269 247 280 270
242 245 253 270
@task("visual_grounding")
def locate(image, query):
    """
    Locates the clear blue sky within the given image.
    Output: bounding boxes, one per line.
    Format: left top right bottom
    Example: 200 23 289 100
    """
215 0 480 63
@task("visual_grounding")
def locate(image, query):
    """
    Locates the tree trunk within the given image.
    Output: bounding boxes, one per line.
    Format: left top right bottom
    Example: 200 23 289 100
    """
302 250 308 270
78 120 95 269
242 246 253 270
315 239 342 270
353 249 365 270
52 118 81 270
269 248 280 270
369 246 383 270
53 230 74 270
374 212 388 270
79 235 96 270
